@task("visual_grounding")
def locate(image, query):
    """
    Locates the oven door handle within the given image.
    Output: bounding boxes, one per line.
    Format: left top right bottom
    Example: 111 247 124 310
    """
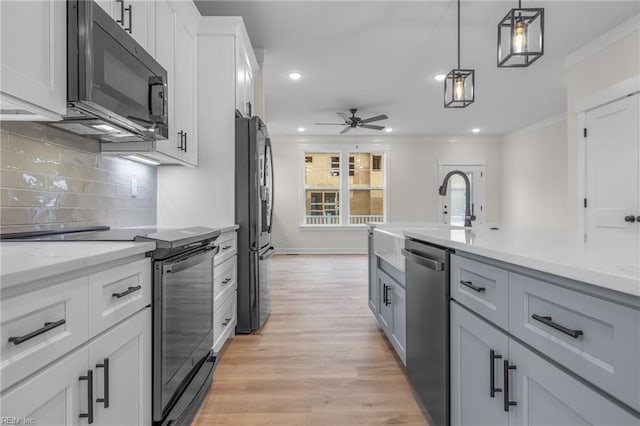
163 246 219 274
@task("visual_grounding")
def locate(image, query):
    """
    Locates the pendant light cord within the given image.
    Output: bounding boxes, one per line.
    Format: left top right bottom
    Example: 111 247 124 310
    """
457 0 460 69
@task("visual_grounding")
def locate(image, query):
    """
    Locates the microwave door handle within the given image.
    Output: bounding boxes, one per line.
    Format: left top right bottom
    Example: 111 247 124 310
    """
149 76 167 123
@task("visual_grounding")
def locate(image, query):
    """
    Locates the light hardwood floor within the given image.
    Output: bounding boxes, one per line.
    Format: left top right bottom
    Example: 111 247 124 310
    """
193 254 428 426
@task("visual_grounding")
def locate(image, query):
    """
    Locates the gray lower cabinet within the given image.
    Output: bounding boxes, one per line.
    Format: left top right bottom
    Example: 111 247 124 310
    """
451 301 639 426
451 302 509 426
508 338 639 426
377 268 406 364
368 229 379 316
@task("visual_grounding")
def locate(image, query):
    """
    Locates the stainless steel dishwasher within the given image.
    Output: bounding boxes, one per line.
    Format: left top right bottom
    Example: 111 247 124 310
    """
402 238 451 426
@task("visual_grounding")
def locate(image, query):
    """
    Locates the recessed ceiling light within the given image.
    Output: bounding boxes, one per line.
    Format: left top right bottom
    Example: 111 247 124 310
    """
297 127 305 132
384 128 393 133
288 72 302 80
448 139 457 142
434 74 446 81
472 128 481 133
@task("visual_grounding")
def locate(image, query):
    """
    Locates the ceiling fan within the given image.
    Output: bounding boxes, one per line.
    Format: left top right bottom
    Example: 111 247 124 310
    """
315 109 389 134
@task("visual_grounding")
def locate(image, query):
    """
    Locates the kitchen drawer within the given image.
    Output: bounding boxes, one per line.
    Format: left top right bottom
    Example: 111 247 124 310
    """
509 272 640 411
213 291 237 353
450 254 509 330
88 258 151 337
214 256 237 311
1 277 89 391
215 231 237 266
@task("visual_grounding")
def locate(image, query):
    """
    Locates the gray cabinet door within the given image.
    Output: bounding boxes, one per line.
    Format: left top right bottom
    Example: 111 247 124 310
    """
368 232 379 316
507 338 640 426
451 302 509 426
377 269 393 333
390 279 406 365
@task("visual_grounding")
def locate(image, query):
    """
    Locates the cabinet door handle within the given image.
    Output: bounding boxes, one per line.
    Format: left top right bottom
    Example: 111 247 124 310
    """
177 131 185 151
460 280 486 293
183 132 187 152
8 319 66 345
222 245 232 250
125 4 132 33
79 370 94 423
112 285 142 299
96 358 110 408
116 0 125 25
222 278 232 284
384 284 391 306
531 314 583 339
490 350 502 398
503 360 517 412
222 317 232 326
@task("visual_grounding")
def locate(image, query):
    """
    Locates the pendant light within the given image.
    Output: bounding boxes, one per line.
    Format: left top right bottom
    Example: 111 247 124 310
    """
497 0 544 67
444 0 474 108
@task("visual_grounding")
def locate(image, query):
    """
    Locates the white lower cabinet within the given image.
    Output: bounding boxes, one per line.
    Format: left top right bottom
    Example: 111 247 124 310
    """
451 301 639 426
89 308 151 425
0 347 88 425
0 308 150 425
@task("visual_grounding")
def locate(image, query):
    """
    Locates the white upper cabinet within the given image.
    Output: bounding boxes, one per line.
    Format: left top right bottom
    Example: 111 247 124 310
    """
151 0 199 166
236 37 258 117
0 0 66 121
96 0 155 53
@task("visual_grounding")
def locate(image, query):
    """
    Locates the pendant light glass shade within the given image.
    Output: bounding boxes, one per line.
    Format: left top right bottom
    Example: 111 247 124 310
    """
497 3 544 67
444 69 474 108
444 0 474 108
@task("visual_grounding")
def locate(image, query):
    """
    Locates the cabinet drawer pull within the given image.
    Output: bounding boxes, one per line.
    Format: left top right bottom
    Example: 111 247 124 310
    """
460 280 486 293
490 350 502 398
8 319 66 345
222 278 232 284
79 370 94 423
112 285 142 299
503 360 517 412
96 358 110 408
222 317 232 326
531 314 584 338
222 245 232 250
183 132 187 152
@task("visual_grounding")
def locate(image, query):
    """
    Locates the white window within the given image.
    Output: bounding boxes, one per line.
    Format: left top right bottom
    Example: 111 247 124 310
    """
301 145 388 226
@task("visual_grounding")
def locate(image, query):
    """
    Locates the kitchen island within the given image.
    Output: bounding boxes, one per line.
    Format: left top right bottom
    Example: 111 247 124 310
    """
368 223 640 425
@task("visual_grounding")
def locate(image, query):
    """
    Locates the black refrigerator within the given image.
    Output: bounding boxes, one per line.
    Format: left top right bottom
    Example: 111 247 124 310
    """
235 113 274 333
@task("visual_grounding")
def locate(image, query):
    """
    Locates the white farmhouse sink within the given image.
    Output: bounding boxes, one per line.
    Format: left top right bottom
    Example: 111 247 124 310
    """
373 228 407 272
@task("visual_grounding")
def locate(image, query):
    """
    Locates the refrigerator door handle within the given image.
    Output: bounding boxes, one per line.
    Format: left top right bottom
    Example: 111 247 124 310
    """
259 246 275 260
266 140 274 233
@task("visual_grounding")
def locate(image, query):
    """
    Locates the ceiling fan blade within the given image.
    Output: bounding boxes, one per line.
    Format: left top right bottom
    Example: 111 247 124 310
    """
360 114 389 124
315 123 346 125
337 112 351 123
361 124 385 131
339 126 351 134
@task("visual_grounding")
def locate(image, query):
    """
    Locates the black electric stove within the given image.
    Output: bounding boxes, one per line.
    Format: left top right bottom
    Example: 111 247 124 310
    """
0 226 221 259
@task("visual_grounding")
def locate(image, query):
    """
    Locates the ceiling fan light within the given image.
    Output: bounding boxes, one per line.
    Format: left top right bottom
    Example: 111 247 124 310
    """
497 5 544 67
444 69 474 108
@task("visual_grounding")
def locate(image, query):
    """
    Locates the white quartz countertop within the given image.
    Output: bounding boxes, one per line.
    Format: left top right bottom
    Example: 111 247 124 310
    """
0 241 156 289
397 224 640 298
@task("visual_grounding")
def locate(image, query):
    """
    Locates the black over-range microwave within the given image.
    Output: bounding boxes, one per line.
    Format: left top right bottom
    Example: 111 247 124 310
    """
50 0 168 143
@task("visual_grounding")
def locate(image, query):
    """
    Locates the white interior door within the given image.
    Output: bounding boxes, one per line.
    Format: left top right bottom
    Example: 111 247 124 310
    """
585 93 640 234
439 164 486 226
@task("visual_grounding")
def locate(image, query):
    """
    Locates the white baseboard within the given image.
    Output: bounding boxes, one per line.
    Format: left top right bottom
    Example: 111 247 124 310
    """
275 248 367 255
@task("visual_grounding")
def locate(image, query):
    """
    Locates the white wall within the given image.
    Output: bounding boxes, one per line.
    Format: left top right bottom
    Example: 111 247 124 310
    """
566 23 640 226
271 137 502 253
501 118 568 227
158 35 236 228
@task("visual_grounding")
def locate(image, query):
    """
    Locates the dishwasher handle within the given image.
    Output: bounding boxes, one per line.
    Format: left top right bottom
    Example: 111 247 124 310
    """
401 248 444 272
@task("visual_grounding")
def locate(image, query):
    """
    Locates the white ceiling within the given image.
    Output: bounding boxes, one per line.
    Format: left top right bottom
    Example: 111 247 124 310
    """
194 1 640 139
